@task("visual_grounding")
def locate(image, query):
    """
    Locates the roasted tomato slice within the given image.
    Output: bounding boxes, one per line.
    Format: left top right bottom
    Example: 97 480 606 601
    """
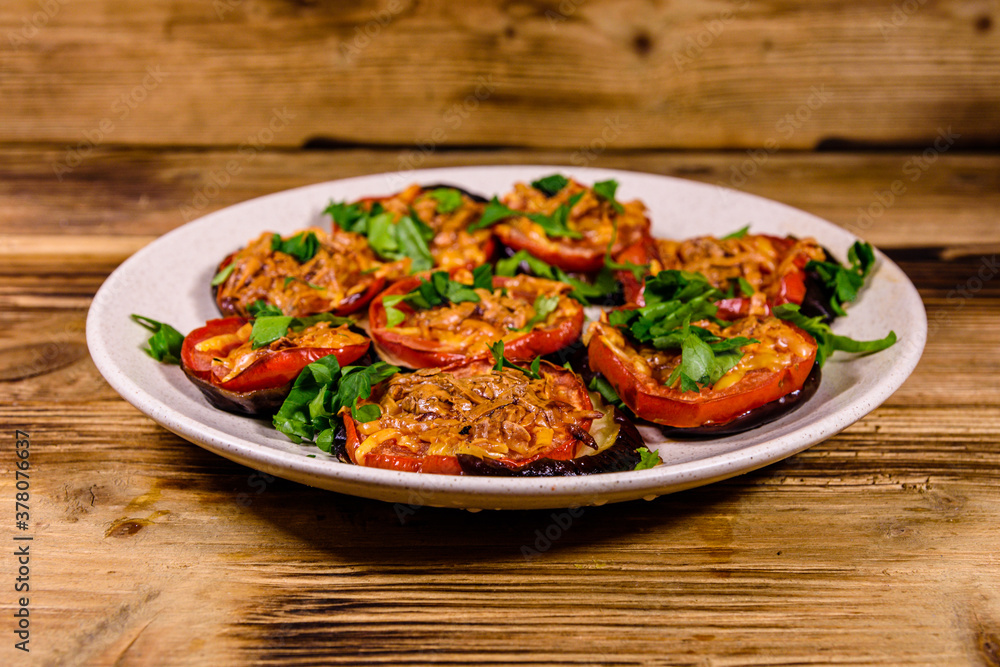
359 184 496 271
180 316 370 415
587 316 818 428
213 226 388 318
493 178 650 273
369 272 584 369
616 234 827 318
342 360 609 475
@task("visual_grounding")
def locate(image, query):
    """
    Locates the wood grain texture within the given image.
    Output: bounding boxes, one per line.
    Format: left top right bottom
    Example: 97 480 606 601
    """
1 0 998 149
2 149 999 666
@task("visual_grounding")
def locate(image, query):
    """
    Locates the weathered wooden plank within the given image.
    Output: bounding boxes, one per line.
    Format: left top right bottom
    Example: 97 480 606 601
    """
1 148 998 249
0 0 997 148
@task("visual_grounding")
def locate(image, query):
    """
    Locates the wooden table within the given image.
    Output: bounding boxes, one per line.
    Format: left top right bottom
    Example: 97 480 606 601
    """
2 148 998 665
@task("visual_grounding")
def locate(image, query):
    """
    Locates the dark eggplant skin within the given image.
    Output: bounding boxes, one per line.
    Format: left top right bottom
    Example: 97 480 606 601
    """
656 364 822 440
418 183 489 203
798 244 841 323
455 408 644 476
181 363 291 416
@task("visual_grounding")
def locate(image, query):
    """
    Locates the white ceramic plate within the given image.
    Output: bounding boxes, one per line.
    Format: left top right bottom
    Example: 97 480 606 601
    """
87 166 926 510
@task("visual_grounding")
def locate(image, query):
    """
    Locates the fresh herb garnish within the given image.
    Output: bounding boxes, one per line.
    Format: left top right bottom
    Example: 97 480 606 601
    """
602 218 649 281
273 356 399 451
531 174 569 196
593 179 624 213
736 276 755 297
634 446 661 470
249 313 353 350
588 374 625 409
664 328 759 392
283 276 325 290
382 265 493 327
489 340 542 380
324 201 369 234
247 300 283 318
773 303 896 367
130 315 184 364
806 241 877 317
324 200 436 274
720 225 750 240
496 250 617 305
271 231 320 263
211 263 236 287
427 188 463 214
470 194 584 239
516 294 560 332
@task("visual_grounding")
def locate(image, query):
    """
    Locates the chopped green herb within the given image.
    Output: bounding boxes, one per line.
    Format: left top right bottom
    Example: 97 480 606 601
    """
271 231 320 263
588 374 624 409
773 303 896 367
325 200 435 274
634 447 661 470
249 313 354 350
470 195 584 239
720 225 750 240
273 356 399 449
324 201 369 234
283 276 325 290
496 249 617 304
488 340 542 380
382 267 493 327
592 179 624 213
248 300 284 318
516 294 560 332
602 218 649 281
531 174 569 196
427 188 463 214
806 241 877 316
130 314 185 364
211 262 236 287
737 276 755 297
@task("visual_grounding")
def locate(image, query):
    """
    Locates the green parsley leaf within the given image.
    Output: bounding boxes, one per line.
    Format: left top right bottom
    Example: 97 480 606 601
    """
283 276 325 290
271 231 320 263
773 303 896 367
130 314 184 364
211 262 236 287
720 225 750 240
273 356 401 446
324 201 369 233
602 218 649 281
737 276 755 297
588 374 624 409
250 313 354 350
634 446 661 470
531 174 569 196
806 241 878 317
592 179 624 213
496 249 617 305
248 300 284 318
516 294 560 332
381 268 492 328
488 340 542 380
427 188 463 214
469 195 584 239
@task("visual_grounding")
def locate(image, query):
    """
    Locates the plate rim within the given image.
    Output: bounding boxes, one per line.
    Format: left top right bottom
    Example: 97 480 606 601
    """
86 164 927 510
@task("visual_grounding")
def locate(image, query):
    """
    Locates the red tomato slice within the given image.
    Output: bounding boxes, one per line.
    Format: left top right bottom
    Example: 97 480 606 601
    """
342 360 592 475
368 274 583 369
587 319 817 428
181 317 369 394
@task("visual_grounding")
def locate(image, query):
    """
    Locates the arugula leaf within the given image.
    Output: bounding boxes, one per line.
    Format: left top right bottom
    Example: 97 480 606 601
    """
324 201 369 234
634 446 661 470
531 174 569 196
720 225 750 240
250 313 354 350
271 231 320 263
593 179 624 213
516 294 560 332
427 188 463 214
488 340 542 380
469 195 584 239
273 356 400 449
382 268 492 328
806 241 877 317
211 262 235 287
248 300 284 318
496 249 616 305
773 303 896 367
130 314 184 364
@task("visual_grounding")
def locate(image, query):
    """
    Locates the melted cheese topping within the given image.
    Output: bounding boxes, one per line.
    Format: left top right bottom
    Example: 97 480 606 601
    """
216 227 389 318
391 274 581 357
365 184 493 270
200 321 367 384
498 179 650 256
591 315 814 395
353 365 600 464
650 235 826 314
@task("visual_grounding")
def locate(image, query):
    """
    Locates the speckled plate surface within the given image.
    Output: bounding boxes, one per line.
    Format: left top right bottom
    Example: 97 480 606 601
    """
86 166 926 510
